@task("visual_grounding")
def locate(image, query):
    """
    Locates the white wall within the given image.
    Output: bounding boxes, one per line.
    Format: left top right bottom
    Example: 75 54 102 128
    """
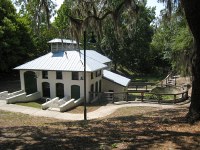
102 78 127 101
19 70 25 91
19 70 103 102
20 70 92 101
102 78 126 93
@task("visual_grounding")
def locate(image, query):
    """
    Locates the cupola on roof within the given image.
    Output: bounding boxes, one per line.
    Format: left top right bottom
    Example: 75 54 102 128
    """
48 38 77 44
48 38 78 52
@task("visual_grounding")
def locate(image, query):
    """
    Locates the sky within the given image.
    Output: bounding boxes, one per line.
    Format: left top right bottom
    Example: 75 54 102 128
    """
146 0 165 17
54 0 164 17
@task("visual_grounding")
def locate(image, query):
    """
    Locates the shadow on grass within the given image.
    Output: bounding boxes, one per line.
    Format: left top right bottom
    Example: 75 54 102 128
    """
1 108 200 149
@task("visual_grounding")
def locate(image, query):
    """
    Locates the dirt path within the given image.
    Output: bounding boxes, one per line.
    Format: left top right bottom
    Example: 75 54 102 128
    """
0 100 190 120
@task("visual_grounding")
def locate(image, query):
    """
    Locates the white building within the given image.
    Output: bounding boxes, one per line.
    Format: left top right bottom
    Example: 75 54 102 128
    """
14 38 130 102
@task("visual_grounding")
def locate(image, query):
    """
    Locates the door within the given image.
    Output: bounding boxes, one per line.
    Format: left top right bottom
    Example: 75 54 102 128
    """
56 83 64 98
71 85 80 100
24 71 37 94
42 82 50 97
90 84 94 100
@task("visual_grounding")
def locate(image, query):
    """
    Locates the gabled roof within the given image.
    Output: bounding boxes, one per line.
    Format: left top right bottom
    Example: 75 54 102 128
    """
14 50 110 72
81 50 111 64
103 70 131 87
48 38 77 44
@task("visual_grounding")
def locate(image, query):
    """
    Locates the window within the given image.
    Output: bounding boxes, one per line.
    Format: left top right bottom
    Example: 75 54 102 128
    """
96 71 98 77
56 71 62 79
91 84 94 92
72 72 79 80
95 70 101 77
90 84 94 100
91 72 93 79
95 81 98 96
99 70 102 76
42 71 48 79
51 43 57 52
109 90 114 100
58 44 63 50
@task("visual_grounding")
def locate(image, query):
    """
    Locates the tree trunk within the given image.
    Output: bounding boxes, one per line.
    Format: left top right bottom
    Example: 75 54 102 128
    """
181 0 200 123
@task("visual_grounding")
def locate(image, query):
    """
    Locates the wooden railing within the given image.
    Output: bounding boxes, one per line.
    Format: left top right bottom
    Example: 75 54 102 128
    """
89 89 189 104
128 82 156 92
148 90 189 104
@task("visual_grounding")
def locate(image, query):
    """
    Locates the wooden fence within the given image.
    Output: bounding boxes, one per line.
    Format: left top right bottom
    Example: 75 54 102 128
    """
128 82 156 92
89 89 189 104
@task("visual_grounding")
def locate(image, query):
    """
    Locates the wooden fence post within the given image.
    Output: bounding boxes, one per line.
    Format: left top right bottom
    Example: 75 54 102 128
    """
126 92 128 102
174 94 176 104
157 94 161 104
141 92 144 102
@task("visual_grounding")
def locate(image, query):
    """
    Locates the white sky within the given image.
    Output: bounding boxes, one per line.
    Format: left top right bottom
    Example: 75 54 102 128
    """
147 0 164 17
54 0 64 10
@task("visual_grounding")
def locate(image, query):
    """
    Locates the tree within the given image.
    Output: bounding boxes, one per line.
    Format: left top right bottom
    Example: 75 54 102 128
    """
54 0 72 38
121 5 155 73
14 0 56 34
0 0 34 72
158 0 200 122
57 0 154 73
180 0 200 123
13 0 59 58
151 13 193 75
65 0 200 122
101 4 155 73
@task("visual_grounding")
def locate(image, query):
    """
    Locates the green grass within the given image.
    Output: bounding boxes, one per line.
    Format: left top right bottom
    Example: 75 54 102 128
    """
117 66 167 83
129 93 178 102
15 99 46 109
133 74 166 83
15 99 108 112
16 102 42 109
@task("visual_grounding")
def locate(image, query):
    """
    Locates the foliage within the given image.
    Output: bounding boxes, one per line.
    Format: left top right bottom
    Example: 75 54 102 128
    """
0 0 34 72
119 5 155 73
151 13 193 75
13 0 59 59
55 0 155 73
14 0 56 33
54 0 72 38
32 26 58 57
101 4 155 73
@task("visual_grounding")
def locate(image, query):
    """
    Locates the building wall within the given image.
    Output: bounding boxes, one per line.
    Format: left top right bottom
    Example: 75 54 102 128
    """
36 71 86 99
102 78 126 93
102 78 127 101
19 70 25 91
19 70 101 102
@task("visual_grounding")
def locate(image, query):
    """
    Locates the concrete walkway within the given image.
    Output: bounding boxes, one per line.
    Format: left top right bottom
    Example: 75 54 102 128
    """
0 100 189 121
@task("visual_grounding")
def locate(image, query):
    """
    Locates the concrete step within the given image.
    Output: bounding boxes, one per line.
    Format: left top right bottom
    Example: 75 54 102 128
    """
48 107 60 112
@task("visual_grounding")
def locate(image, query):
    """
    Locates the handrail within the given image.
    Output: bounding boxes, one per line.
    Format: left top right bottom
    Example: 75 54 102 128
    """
148 90 188 96
89 88 189 104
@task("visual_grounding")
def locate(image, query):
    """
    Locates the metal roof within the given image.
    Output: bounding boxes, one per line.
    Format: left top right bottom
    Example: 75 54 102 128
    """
14 50 109 72
80 50 111 64
103 70 131 87
48 38 77 44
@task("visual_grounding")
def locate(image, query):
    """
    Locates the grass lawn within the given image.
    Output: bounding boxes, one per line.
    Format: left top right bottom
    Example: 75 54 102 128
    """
16 101 42 109
15 99 46 109
132 74 166 83
0 105 200 150
67 100 108 114
15 99 108 113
